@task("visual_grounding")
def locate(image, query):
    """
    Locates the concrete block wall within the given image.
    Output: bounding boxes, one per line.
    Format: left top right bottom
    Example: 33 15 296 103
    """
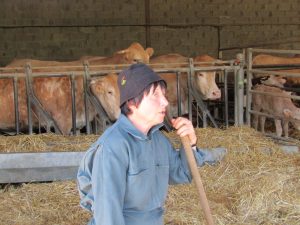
149 26 219 57
0 0 300 66
0 27 146 64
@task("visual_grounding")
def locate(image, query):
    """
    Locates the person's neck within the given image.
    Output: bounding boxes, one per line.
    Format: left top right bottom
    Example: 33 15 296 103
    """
127 114 151 135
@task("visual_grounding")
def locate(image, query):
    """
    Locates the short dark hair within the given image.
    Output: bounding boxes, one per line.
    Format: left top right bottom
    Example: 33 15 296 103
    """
120 80 167 116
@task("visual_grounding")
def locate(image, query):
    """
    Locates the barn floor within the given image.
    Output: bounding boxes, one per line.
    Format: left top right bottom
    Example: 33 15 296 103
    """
0 127 299 225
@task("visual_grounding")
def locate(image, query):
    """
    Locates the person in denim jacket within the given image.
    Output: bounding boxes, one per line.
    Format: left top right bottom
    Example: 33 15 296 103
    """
77 63 226 225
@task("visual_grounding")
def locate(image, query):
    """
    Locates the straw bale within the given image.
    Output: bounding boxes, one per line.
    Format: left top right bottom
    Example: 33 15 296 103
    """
0 126 299 225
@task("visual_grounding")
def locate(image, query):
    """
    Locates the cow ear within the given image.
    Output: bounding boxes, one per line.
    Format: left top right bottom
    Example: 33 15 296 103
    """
90 78 103 87
116 49 128 55
214 59 226 66
146 47 154 57
116 49 129 61
283 109 292 118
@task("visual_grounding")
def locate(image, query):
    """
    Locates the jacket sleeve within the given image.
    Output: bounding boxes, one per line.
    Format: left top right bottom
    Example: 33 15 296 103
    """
166 140 192 185
91 144 128 225
168 142 226 185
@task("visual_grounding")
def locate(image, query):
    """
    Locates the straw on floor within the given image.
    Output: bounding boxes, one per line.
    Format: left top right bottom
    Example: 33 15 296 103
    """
0 126 299 225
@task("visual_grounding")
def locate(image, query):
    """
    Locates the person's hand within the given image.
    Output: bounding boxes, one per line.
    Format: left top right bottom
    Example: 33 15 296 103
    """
171 117 197 146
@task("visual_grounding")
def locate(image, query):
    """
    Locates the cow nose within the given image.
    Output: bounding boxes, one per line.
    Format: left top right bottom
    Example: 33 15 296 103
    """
212 89 221 99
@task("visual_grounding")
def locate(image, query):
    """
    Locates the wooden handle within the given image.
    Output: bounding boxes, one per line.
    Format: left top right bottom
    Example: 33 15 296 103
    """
181 136 214 225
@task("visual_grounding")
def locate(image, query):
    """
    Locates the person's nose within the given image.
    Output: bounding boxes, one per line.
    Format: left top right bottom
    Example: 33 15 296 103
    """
161 95 169 107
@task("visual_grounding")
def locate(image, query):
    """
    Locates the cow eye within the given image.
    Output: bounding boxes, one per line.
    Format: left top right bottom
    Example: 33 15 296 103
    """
133 59 140 63
108 91 113 95
198 73 204 77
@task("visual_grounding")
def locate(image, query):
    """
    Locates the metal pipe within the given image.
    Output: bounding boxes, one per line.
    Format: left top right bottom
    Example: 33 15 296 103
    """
250 69 300 78
71 74 77 135
250 48 300 54
176 71 182 116
224 70 229 128
25 64 33 135
249 90 300 100
13 77 20 134
83 62 91 134
236 54 245 126
234 65 238 126
246 48 253 126
249 109 300 124
188 58 194 122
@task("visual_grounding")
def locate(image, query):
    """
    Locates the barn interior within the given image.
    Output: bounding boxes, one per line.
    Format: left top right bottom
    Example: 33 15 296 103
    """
0 0 300 225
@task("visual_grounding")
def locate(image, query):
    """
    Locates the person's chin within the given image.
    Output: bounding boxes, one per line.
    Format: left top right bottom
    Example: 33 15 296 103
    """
158 114 165 123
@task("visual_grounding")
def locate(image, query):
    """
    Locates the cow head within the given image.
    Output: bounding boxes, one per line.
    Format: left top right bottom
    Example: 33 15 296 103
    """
283 108 300 131
90 73 120 121
116 42 154 64
193 55 221 100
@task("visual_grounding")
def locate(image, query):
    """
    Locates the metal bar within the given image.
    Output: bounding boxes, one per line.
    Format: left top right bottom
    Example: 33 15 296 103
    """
246 48 253 126
13 77 20 134
250 90 300 100
252 64 300 69
202 109 207 128
38 112 42 133
83 62 91 134
234 65 238 126
249 48 300 55
188 58 194 122
176 71 182 116
249 109 300 124
71 74 77 135
250 69 300 77
25 64 63 134
236 54 245 126
25 64 33 134
224 70 229 128
188 59 218 128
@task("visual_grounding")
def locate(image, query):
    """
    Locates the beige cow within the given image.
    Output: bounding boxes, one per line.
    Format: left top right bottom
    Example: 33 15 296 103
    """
252 84 300 137
0 42 153 134
92 54 222 122
252 54 300 87
150 54 221 118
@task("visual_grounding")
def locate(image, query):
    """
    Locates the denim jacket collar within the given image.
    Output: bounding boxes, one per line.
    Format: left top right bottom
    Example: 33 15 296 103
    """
119 114 164 140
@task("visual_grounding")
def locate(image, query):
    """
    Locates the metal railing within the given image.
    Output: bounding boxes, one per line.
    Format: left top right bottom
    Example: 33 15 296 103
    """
0 57 244 135
246 48 300 143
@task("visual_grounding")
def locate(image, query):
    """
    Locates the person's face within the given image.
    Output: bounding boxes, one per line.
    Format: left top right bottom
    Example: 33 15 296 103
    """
133 84 168 127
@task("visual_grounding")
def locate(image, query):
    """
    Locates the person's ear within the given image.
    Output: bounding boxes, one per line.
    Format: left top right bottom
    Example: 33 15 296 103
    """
127 101 137 112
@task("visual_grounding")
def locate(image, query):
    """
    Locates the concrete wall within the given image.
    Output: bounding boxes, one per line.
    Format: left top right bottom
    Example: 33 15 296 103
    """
0 0 300 66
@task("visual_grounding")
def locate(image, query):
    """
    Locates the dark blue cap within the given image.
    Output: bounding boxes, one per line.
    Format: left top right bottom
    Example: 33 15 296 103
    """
118 63 166 106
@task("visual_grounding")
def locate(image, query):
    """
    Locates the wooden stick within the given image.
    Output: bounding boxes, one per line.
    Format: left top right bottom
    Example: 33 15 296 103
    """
181 135 215 225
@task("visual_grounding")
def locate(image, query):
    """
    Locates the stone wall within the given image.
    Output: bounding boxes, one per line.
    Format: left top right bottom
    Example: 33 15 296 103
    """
0 0 299 66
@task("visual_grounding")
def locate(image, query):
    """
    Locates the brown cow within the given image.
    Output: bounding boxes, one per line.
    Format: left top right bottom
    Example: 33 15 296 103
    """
0 42 154 134
90 73 120 121
6 42 154 69
150 54 221 118
0 76 87 134
252 84 300 138
84 54 222 122
252 54 300 87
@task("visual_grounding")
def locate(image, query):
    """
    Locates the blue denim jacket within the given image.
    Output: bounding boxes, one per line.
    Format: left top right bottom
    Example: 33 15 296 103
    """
77 114 220 225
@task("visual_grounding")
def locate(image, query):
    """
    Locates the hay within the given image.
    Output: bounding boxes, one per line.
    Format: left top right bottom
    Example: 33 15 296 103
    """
0 181 90 225
0 133 98 153
0 126 299 225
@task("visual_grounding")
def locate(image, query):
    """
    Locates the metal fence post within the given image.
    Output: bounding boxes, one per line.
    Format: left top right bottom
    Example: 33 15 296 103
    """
246 48 253 126
236 53 245 126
